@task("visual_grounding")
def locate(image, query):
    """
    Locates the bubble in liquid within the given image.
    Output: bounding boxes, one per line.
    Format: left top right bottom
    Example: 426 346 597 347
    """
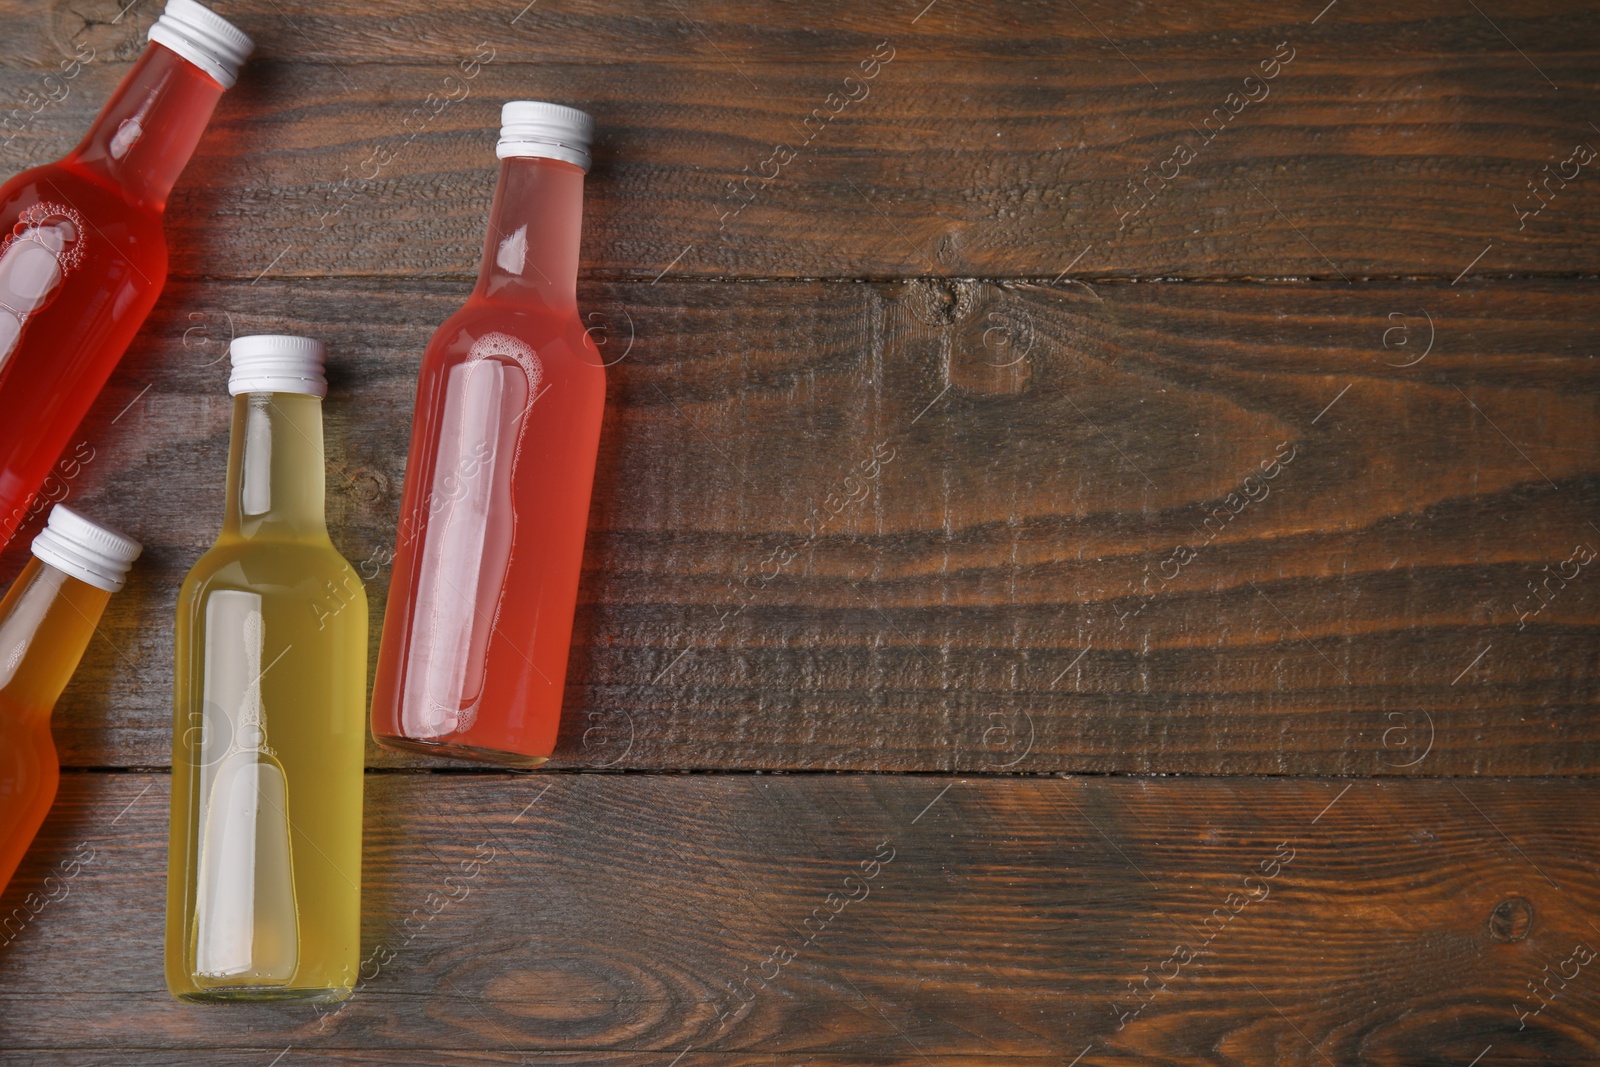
0 204 84 370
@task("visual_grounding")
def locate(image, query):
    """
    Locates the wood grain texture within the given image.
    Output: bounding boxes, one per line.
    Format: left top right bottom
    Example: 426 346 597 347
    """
2 773 1599 1064
0 0 1597 1061
6 276 1595 774
0 0 1596 280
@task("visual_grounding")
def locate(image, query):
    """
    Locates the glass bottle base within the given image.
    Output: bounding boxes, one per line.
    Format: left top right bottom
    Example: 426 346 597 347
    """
175 985 351 1004
373 733 550 769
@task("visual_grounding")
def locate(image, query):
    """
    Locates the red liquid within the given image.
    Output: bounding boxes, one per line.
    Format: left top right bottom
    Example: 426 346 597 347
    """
372 156 605 767
0 44 225 549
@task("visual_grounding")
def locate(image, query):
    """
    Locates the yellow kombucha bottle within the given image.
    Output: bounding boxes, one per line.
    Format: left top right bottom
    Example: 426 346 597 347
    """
165 335 367 1002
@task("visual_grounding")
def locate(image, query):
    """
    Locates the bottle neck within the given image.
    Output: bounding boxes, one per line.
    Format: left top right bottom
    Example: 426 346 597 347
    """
473 156 585 313
0 558 110 715
222 393 329 541
66 42 226 210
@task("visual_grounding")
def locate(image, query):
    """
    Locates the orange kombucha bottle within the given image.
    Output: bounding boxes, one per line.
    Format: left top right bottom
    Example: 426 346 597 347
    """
0 505 140 896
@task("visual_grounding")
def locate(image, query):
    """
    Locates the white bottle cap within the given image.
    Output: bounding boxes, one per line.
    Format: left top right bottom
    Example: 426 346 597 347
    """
31 505 142 593
149 0 254 90
497 101 594 171
229 334 328 397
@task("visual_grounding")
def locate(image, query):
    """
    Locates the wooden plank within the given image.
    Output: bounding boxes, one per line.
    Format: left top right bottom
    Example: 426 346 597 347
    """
1 773 1598 1063
10 276 1598 774
0 1057 1046 1066
4 0 1597 66
0 1 1597 279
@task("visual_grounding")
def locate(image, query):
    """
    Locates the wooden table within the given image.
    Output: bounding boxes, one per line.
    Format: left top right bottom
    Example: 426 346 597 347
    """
2 1 1598 1062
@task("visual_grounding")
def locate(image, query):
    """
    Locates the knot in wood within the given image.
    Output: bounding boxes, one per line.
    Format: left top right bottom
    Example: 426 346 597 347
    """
1489 896 1533 942
905 277 978 327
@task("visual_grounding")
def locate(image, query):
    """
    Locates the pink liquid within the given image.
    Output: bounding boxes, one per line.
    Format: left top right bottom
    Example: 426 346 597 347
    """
0 44 225 549
371 156 606 766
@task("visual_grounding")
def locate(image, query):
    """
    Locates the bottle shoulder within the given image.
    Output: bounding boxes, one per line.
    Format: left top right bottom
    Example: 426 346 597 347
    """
0 163 168 261
425 300 606 376
180 538 366 599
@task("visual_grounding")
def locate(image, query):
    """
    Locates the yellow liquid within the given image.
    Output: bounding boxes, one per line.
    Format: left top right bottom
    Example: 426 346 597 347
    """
166 393 368 1003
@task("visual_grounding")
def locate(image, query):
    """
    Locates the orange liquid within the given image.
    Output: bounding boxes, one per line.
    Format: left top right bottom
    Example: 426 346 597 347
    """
0 44 224 549
0 559 109 896
371 156 605 766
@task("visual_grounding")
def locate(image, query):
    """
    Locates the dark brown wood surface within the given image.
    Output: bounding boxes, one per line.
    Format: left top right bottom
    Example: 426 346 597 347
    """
0 0 1598 1062
14 275 1600 775
2 1 1598 281
6 774 1600 1065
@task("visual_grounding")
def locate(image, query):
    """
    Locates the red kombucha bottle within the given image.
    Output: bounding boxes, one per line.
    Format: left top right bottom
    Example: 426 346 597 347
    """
0 0 252 550
371 102 604 767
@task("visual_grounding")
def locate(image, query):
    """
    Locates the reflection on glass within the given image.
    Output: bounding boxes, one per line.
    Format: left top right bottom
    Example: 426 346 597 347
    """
193 592 297 982
401 335 537 739
0 207 83 373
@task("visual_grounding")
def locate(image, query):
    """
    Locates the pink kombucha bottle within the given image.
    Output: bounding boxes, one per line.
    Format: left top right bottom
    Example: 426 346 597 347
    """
0 0 252 550
371 102 605 767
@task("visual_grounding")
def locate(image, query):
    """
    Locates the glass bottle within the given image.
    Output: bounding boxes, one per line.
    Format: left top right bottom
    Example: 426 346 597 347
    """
166 335 368 1002
0 505 140 899
370 102 605 767
0 0 252 550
